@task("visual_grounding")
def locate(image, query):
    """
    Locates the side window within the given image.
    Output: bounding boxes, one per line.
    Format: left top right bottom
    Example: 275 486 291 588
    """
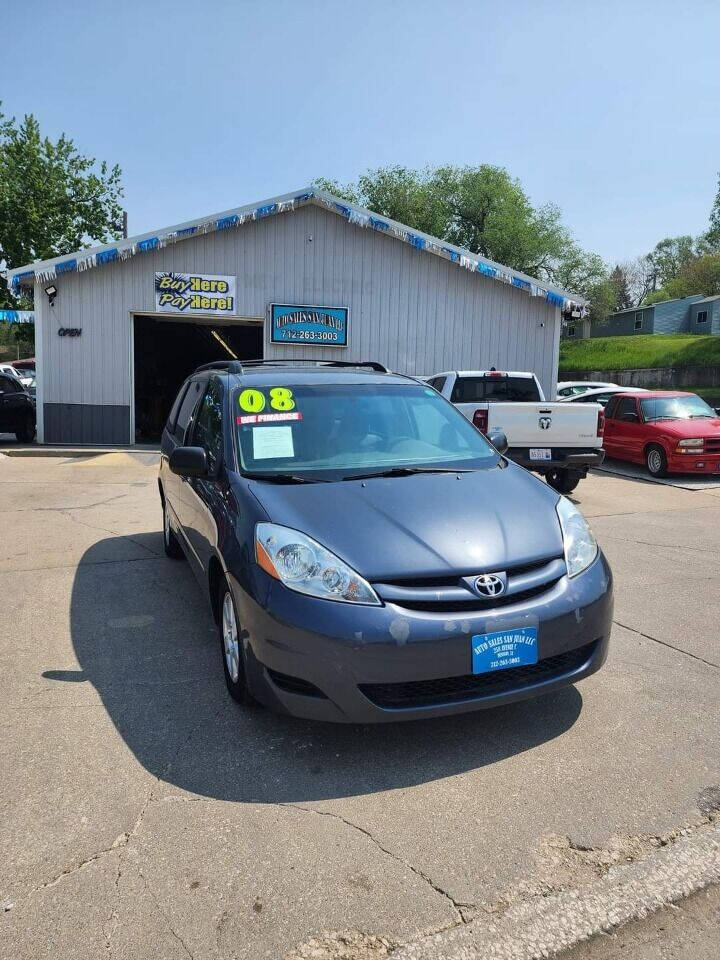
191 378 224 473
432 376 447 394
174 378 204 442
0 376 17 392
616 397 638 420
605 397 619 419
450 377 482 403
166 382 189 436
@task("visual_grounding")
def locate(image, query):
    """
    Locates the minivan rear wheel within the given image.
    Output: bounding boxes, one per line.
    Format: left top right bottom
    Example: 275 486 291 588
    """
646 444 668 478
219 582 251 704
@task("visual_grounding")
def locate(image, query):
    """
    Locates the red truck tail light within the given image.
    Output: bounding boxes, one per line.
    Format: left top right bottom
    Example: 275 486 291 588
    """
597 409 605 437
486 371 506 378
473 409 488 434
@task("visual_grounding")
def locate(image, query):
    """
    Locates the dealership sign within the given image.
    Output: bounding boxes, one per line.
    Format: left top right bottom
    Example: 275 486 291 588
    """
270 304 348 346
154 272 236 315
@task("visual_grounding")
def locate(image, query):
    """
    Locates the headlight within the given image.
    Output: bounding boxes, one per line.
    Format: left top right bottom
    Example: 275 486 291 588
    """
255 522 381 605
556 497 598 578
676 438 703 453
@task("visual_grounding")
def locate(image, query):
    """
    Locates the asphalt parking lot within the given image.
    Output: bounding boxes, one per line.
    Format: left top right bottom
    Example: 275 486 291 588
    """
1 453 719 959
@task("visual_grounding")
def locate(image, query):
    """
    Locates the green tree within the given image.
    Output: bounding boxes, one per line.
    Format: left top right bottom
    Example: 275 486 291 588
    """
0 106 123 307
704 172 720 251
646 236 696 288
315 164 602 291
609 265 632 310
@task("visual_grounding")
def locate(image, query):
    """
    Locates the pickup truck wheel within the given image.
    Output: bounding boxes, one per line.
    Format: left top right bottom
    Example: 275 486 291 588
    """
546 468 580 494
646 444 668 478
15 414 36 443
162 499 185 559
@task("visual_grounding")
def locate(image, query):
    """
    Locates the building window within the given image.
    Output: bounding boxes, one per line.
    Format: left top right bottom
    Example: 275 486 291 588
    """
697 310 708 324
634 312 643 331
567 325 576 337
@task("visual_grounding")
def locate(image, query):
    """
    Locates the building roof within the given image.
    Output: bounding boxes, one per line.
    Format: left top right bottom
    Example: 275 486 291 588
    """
694 295 720 304
609 294 705 317
3 187 586 312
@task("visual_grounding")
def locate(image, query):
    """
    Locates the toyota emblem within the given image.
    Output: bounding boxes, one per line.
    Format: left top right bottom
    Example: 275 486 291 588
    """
475 574 506 598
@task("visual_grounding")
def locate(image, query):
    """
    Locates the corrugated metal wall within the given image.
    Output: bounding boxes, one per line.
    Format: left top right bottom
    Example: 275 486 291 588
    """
36 204 560 443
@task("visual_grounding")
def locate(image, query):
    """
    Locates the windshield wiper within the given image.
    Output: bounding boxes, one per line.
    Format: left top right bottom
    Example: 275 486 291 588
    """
245 472 325 484
342 466 474 481
689 414 714 419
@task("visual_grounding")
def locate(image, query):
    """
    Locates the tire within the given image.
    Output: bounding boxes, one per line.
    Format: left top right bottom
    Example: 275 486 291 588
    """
218 581 252 705
162 498 185 559
545 468 580 494
15 414 36 443
646 444 668 478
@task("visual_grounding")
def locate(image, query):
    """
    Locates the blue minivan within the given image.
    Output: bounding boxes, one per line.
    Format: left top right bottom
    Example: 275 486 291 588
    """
159 360 612 723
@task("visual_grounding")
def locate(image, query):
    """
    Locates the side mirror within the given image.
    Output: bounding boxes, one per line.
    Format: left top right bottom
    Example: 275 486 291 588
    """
621 413 639 423
169 446 207 478
488 428 509 455
714 407 720 416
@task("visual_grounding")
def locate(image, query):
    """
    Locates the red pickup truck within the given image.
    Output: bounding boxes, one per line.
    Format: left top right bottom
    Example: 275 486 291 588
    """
603 391 720 477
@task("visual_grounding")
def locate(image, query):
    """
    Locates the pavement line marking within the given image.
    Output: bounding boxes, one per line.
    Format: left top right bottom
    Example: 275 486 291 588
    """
613 619 720 670
392 821 720 960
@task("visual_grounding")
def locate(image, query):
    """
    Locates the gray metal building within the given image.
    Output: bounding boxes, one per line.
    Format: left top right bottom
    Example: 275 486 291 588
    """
6 188 585 446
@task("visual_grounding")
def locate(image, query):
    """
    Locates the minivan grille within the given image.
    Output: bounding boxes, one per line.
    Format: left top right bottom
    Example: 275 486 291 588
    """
359 641 598 709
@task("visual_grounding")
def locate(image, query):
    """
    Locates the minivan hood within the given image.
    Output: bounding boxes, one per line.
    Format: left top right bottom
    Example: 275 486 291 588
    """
245 464 564 580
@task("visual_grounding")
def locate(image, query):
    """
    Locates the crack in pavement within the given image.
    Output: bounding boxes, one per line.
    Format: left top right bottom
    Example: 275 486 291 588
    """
138 869 195 960
15 493 131 513
282 803 471 924
613 619 720 669
599 533 720 562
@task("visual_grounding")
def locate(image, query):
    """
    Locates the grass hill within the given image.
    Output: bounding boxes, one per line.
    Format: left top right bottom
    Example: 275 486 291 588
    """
559 334 720 372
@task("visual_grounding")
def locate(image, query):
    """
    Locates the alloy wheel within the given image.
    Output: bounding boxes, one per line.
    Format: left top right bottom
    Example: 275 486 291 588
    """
222 591 240 683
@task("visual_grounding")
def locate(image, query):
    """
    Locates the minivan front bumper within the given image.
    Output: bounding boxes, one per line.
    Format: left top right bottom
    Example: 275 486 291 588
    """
230 552 613 723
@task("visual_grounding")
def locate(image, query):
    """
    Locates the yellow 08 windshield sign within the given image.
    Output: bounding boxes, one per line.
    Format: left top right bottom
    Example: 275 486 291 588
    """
238 387 296 413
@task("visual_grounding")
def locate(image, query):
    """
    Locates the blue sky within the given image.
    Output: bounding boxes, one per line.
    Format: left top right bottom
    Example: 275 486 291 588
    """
3 0 719 264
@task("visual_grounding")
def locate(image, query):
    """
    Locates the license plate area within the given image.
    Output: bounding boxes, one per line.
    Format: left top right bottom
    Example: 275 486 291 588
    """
529 448 552 461
471 627 538 674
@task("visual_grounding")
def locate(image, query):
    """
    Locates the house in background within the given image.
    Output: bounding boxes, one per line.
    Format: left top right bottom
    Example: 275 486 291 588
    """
590 294 720 338
561 317 591 339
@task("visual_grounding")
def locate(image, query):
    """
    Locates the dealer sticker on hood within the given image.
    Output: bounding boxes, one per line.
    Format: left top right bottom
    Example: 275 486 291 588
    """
471 627 538 674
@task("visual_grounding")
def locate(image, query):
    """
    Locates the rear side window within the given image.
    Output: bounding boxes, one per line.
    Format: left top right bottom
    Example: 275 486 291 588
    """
0 376 18 392
191 378 224 473
605 397 619 419
616 397 638 419
428 376 447 393
174 379 204 441
165 382 189 436
451 376 541 403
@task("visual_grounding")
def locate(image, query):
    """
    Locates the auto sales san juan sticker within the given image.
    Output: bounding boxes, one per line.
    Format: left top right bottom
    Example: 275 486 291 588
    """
155 272 237 315
270 304 348 346
471 627 538 674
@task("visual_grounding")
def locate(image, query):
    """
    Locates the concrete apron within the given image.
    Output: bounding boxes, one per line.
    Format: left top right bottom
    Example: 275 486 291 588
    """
390 816 720 960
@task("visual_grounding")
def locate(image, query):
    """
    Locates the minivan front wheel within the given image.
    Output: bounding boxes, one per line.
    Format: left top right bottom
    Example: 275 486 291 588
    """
646 444 668 478
162 499 184 559
219 583 250 704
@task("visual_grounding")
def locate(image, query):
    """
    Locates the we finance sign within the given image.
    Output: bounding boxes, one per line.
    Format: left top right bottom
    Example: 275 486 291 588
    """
154 272 236 315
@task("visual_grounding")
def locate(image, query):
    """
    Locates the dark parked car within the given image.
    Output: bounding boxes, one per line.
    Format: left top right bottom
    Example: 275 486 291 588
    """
0 373 36 442
159 360 613 723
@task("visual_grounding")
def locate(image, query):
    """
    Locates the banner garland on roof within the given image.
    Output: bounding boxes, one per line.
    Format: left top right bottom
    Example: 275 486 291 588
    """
9 191 586 315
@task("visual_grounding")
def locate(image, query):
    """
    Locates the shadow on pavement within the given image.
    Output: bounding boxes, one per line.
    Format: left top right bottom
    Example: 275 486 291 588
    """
55 533 583 804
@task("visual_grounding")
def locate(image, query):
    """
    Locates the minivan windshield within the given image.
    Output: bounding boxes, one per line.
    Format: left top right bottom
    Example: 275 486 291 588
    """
641 395 716 422
234 382 499 480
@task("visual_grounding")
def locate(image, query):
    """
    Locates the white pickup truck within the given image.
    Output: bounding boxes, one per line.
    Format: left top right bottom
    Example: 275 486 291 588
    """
427 370 605 493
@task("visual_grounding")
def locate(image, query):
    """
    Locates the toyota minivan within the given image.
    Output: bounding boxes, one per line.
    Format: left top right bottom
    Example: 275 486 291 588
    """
158 360 613 723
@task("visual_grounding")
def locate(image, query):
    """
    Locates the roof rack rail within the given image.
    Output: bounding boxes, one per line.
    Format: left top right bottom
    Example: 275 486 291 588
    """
193 360 245 374
193 358 389 375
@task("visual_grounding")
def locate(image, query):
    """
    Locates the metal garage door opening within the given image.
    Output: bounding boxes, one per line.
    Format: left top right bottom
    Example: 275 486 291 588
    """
133 315 263 443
